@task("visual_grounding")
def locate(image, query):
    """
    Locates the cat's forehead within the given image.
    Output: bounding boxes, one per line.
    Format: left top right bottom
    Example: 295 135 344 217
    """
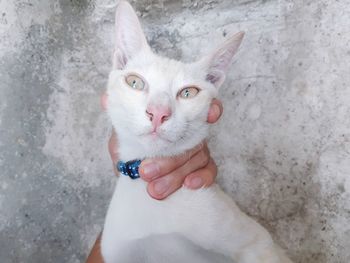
126 53 192 89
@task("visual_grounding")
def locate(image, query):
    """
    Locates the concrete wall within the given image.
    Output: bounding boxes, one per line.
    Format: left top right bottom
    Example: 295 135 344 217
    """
1 0 349 262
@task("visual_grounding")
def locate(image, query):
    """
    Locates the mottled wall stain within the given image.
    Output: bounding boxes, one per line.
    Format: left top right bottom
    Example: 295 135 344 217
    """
0 0 349 263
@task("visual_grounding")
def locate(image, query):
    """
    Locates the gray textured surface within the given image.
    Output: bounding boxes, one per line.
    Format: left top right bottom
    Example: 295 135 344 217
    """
0 0 349 262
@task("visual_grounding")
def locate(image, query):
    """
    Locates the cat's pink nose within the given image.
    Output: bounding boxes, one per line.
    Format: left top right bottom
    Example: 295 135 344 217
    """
146 105 172 130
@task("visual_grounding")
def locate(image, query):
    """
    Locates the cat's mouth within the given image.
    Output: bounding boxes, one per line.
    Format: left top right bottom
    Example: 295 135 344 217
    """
145 131 174 143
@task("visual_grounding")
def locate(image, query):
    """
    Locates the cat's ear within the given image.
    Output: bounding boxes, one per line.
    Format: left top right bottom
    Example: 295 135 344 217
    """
201 32 244 88
113 1 150 69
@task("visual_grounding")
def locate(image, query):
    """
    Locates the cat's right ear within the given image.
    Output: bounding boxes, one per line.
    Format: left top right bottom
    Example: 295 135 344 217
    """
113 1 150 70
200 31 244 88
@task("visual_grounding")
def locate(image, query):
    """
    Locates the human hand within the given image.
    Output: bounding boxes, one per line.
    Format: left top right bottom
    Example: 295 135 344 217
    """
101 94 223 200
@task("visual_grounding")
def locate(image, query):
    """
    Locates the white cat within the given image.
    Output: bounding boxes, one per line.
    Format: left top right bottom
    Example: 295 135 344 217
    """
101 1 293 263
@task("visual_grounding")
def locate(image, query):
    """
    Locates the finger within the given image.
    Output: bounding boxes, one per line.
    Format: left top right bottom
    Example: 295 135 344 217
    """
147 173 182 200
183 157 217 189
207 98 223 124
85 234 104 263
100 93 108 111
139 142 206 181
108 129 119 176
146 147 210 199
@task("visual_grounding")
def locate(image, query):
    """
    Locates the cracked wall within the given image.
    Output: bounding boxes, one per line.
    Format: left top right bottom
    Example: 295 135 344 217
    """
0 0 349 262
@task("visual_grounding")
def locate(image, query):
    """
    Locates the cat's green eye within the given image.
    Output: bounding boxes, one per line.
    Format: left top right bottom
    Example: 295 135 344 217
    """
125 74 145 90
178 87 200 99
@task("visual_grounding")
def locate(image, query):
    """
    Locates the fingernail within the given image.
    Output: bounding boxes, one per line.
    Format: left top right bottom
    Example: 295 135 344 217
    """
154 179 169 195
189 177 203 189
140 161 160 179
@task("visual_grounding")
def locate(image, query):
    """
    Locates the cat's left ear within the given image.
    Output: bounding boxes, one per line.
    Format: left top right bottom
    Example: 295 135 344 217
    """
113 1 150 70
200 31 244 88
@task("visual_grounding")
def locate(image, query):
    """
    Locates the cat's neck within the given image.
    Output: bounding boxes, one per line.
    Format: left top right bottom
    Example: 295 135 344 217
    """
117 140 190 162
116 131 201 162
117 139 147 161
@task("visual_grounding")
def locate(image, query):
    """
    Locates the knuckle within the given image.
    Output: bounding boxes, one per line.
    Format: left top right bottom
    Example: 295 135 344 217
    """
205 173 215 187
208 159 218 179
203 144 210 158
197 150 209 167
199 168 215 187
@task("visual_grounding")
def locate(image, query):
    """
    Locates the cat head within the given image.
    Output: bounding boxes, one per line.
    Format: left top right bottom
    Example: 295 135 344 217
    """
107 1 244 160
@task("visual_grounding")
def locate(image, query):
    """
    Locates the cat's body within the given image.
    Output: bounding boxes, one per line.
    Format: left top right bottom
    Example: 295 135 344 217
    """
102 177 288 263
111 232 235 263
101 2 293 263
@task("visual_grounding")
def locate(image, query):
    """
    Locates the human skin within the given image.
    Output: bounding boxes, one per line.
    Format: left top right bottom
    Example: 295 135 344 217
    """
85 97 223 263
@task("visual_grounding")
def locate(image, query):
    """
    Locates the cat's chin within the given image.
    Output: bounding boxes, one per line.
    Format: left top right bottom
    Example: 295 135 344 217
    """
143 132 174 144
117 131 205 161
115 120 209 161
145 139 200 158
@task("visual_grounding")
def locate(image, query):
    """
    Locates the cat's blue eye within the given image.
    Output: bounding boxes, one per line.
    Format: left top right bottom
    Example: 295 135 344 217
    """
178 87 200 99
125 74 145 90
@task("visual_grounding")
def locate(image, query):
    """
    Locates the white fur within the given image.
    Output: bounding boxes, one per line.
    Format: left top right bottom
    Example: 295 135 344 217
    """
101 2 293 263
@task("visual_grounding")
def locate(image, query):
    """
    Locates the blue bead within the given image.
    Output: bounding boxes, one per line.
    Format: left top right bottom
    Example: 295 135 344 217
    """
117 159 141 179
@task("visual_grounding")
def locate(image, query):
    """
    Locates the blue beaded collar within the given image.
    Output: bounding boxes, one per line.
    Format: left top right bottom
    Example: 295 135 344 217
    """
117 159 142 180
